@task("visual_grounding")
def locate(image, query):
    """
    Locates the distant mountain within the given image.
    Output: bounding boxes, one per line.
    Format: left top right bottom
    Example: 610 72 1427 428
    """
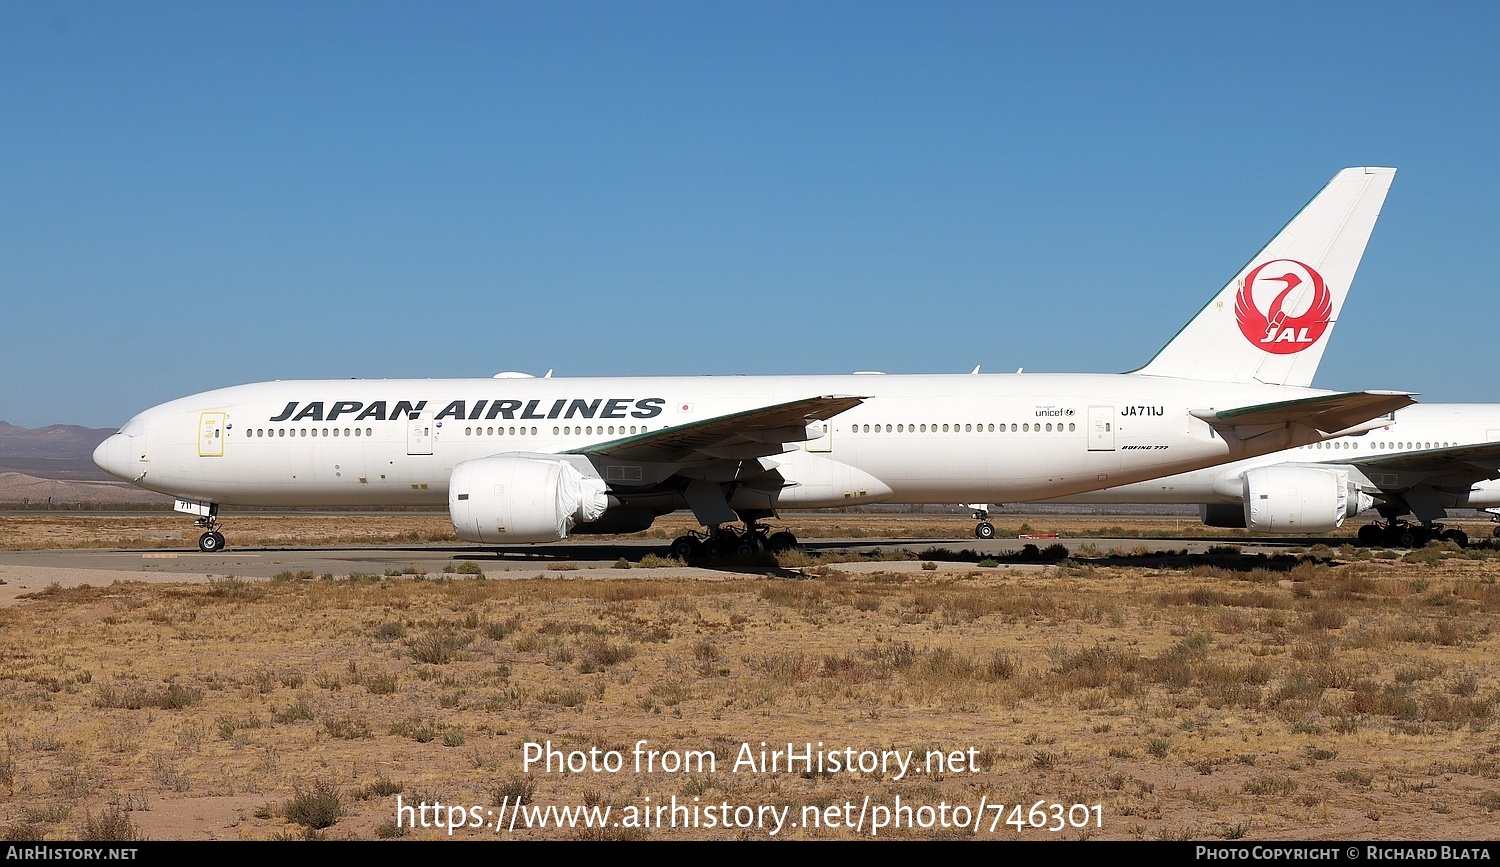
0 420 116 454
0 421 118 482
0 422 171 504
0 471 170 506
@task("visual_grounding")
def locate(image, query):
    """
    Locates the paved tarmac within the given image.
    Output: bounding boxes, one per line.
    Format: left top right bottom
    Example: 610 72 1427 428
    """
0 533 1321 607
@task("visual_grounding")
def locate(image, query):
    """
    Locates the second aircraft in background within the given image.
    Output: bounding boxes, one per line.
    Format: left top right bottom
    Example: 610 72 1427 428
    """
1034 403 1500 547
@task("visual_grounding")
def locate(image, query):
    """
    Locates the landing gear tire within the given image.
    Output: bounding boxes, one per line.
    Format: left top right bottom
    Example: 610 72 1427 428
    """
767 531 799 553
198 531 225 552
1493 526 1500 540
733 537 758 557
975 522 996 540
1398 530 1418 548
669 536 701 560
1440 529 1469 548
1357 524 1382 546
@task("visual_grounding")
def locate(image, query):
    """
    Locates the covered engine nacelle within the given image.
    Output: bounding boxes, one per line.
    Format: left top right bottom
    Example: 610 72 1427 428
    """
449 455 608 544
1240 465 1373 533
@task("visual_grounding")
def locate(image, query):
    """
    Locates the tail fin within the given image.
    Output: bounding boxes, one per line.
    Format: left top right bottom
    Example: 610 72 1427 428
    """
1134 166 1395 387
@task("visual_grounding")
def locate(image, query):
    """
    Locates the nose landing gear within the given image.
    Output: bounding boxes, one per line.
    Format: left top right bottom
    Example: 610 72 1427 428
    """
195 516 226 552
176 499 227 552
969 504 996 540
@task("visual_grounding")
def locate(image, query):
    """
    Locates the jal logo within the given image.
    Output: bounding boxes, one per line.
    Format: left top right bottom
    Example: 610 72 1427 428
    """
1234 259 1332 354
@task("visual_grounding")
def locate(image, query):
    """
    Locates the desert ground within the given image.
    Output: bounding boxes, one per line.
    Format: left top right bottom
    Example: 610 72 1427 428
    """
0 512 1496 841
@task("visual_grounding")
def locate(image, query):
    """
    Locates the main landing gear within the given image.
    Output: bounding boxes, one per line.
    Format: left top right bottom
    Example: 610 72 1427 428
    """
970 505 996 540
1356 519 1467 549
670 520 799 560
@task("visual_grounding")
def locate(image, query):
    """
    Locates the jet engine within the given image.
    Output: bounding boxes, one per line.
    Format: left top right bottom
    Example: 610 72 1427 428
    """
449 455 608 544
1238 465 1372 533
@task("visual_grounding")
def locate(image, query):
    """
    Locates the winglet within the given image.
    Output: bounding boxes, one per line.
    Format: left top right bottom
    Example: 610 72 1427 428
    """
1134 167 1395 387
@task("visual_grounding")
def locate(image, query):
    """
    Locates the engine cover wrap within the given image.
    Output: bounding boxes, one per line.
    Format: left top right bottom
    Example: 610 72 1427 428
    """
449 456 608 543
1241 465 1366 534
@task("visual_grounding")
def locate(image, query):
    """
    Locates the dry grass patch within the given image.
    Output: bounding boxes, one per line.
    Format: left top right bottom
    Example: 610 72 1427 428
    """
1 557 1498 839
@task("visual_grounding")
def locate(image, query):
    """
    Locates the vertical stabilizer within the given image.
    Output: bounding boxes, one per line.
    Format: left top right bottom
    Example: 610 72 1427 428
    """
1134 167 1395 387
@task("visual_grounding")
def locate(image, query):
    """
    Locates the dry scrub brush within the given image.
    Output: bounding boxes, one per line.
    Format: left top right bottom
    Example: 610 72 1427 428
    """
0 553 1496 839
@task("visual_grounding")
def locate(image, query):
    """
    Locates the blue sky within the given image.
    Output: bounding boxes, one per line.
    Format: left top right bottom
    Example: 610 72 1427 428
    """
3 1 1497 428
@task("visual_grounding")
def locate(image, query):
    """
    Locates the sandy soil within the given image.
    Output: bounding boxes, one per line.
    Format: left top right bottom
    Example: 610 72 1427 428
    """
0 515 1496 842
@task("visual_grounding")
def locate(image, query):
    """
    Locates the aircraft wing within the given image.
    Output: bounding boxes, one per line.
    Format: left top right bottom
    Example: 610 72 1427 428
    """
564 395 868 463
1313 440 1500 522
1341 441 1500 475
1192 391 1415 438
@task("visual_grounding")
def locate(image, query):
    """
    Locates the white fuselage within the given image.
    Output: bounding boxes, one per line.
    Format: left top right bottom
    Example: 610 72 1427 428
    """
95 372 1371 512
1044 404 1500 511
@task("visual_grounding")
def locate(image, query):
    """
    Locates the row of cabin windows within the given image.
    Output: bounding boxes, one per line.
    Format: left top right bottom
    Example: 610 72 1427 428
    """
222 425 1458 453
1303 441 1452 451
463 424 643 437
240 427 373 438
462 426 541 436
851 422 1077 434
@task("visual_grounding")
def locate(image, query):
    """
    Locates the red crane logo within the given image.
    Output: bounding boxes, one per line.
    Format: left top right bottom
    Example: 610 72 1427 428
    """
1234 259 1332 354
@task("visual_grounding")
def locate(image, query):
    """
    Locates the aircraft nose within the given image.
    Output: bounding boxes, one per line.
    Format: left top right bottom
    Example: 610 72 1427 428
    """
93 433 132 481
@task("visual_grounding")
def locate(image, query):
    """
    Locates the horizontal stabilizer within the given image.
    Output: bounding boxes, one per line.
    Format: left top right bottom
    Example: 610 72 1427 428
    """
567 395 867 463
1193 391 1415 438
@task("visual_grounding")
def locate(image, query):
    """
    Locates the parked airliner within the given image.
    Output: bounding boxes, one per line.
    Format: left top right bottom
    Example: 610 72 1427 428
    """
93 168 1410 555
1036 404 1500 547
